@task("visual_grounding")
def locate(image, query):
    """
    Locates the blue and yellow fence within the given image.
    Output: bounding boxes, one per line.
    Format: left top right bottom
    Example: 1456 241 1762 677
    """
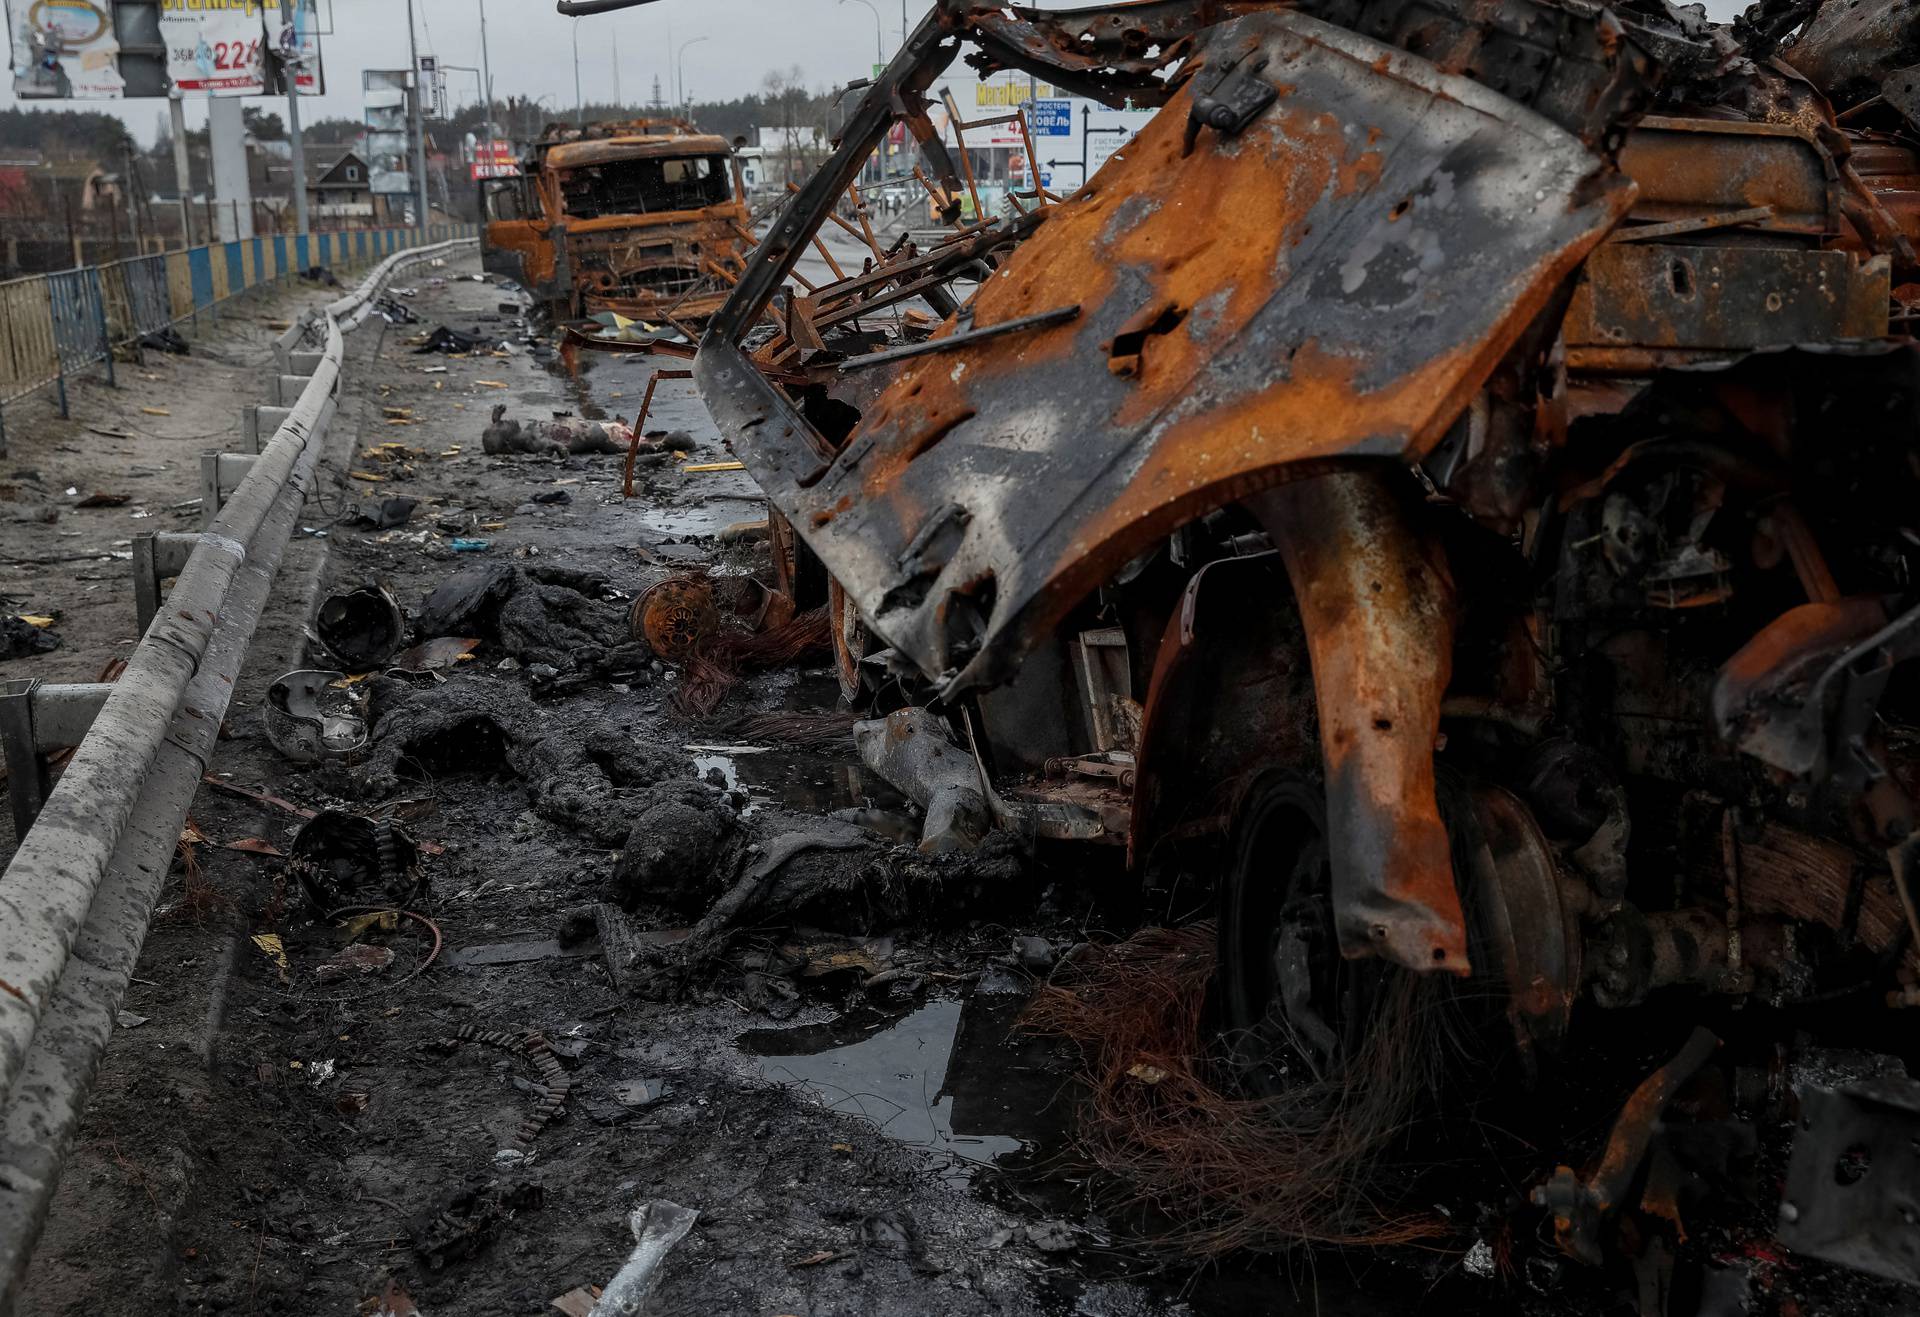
0 223 475 451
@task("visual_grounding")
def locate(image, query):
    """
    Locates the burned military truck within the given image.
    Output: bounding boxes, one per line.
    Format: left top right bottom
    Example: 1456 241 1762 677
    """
481 117 752 323
668 0 1920 1283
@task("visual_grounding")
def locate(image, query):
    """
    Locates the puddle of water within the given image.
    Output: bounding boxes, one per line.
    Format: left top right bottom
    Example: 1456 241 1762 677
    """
738 992 1059 1180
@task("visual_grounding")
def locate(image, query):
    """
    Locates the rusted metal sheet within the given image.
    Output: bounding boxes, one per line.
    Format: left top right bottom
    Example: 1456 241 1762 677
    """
1252 471 1466 974
544 134 735 168
724 8 1636 696
1614 116 1838 239
1783 0 1920 111
962 1 1276 106
1564 243 1890 367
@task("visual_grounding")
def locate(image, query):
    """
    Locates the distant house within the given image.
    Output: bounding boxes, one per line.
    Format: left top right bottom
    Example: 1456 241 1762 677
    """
306 151 379 223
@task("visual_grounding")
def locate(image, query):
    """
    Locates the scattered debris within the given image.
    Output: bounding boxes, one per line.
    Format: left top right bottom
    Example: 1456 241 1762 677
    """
410 1181 545 1271
389 637 479 673
0 614 60 660
138 327 189 355
548 1287 599 1317
264 670 368 763
339 497 419 531
854 708 989 855
586 1199 698 1317
315 584 406 670
315 943 396 983
284 810 425 915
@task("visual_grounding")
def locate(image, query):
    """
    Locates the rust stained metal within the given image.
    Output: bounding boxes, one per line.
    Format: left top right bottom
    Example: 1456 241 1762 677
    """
622 368 695 496
1466 785 1581 1056
1564 115 1892 371
1533 1027 1720 1266
959 1 1275 106
1127 553 1320 873
1782 0 1920 112
716 9 1637 696
1251 471 1467 975
1614 116 1840 239
1711 597 1891 774
483 121 752 323
544 134 735 168
1564 242 1890 368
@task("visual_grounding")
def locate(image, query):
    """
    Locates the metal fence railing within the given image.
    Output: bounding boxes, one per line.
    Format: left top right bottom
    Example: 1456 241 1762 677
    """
0 224 477 452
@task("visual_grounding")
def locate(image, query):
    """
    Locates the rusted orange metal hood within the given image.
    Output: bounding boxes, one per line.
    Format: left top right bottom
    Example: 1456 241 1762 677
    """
732 8 1638 696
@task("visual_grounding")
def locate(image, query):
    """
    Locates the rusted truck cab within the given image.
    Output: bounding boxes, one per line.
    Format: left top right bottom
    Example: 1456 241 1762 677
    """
481 118 751 325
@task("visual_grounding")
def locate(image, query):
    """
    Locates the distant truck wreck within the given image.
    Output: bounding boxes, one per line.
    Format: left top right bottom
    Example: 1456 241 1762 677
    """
670 0 1920 1291
480 117 752 324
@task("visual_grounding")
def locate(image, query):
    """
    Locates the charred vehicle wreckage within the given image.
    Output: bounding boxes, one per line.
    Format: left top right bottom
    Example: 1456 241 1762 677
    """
480 117 753 324
561 0 1920 1305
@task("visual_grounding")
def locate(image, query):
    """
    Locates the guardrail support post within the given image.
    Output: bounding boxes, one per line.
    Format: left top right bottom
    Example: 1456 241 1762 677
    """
0 681 49 838
240 405 293 455
132 532 200 635
200 452 256 527
0 680 112 836
289 351 325 375
274 375 312 407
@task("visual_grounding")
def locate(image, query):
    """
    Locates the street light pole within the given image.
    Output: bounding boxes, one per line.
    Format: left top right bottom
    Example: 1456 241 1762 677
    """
840 0 883 63
572 21 583 125
676 36 708 117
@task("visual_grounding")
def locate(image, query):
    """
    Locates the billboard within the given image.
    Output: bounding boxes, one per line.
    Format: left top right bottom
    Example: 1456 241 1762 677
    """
6 0 125 98
363 68 412 196
161 0 265 94
270 0 321 95
470 140 518 182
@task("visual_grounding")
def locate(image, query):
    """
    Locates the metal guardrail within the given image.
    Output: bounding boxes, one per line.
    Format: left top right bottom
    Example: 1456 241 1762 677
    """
0 235 477 1311
0 224 478 452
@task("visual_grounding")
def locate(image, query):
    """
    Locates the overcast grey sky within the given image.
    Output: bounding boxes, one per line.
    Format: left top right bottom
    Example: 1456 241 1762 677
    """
5 0 1750 146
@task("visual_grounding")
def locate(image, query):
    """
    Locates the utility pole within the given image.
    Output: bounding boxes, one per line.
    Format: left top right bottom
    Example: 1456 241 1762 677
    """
612 30 621 108
168 92 195 247
407 0 430 231
479 0 498 179
279 0 310 240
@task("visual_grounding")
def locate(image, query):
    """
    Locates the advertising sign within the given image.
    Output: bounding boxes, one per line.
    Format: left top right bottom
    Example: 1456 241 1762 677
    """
6 0 124 99
162 0 265 95
364 69 412 196
470 140 518 182
274 0 323 94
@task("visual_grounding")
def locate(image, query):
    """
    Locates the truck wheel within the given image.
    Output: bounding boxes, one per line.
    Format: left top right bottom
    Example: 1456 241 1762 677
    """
1218 771 1385 1096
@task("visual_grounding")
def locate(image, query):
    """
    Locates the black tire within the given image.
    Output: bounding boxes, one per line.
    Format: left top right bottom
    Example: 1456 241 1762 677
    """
1218 771 1385 1096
